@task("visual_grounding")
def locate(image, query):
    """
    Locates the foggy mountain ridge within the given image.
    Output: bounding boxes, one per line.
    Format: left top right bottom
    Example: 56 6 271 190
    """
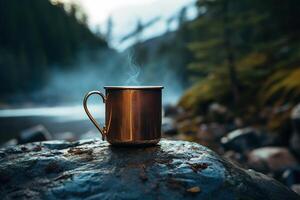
103 0 197 50
125 31 177 59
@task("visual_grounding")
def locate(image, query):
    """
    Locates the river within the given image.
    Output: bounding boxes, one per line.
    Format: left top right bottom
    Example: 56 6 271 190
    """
0 105 104 144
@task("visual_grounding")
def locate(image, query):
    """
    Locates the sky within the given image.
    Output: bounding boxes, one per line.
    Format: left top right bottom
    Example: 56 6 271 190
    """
55 0 197 50
56 0 157 25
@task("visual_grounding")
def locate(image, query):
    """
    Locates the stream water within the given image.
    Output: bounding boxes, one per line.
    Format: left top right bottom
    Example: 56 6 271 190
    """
0 105 104 144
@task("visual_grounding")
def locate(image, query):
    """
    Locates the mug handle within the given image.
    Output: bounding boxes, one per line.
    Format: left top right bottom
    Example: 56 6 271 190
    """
83 91 106 140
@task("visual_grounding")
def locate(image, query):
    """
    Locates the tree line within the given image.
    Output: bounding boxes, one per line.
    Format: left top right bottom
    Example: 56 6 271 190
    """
179 0 300 115
0 0 107 97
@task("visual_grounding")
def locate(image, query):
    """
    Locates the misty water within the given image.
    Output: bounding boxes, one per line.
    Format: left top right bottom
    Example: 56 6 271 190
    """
0 56 183 144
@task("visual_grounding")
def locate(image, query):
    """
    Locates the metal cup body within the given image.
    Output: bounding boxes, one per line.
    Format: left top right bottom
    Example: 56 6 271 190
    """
104 86 162 145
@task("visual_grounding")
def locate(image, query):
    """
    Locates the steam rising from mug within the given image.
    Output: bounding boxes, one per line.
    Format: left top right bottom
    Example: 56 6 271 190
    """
125 53 141 86
33 48 183 105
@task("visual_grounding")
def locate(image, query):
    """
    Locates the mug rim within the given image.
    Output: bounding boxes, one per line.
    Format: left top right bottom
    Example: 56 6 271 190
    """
104 86 164 90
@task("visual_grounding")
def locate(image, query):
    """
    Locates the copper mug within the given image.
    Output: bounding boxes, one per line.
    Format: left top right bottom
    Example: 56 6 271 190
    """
83 86 163 145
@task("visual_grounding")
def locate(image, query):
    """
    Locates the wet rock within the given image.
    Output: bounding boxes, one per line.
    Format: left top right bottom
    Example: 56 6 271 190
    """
221 127 270 153
17 125 52 144
0 139 299 200
247 147 299 173
291 103 300 159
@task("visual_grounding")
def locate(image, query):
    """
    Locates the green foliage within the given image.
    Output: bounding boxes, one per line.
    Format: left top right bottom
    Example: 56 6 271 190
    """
180 0 300 114
179 73 230 113
236 52 268 87
260 68 300 104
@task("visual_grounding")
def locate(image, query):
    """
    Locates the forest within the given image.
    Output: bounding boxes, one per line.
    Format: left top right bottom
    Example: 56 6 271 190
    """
127 0 300 138
180 0 300 115
0 0 108 97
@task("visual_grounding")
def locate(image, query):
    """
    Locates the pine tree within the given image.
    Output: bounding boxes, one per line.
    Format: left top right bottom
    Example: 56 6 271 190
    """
181 0 300 113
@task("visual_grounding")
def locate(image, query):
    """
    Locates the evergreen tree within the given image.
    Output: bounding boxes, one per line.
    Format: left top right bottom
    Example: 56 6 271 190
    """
180 0 300 114
0 0 108 97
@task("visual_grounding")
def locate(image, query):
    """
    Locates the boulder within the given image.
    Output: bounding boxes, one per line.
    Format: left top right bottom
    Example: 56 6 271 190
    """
247 147 299 173
221 127 270 153
17 125 52 144
0 139 299 200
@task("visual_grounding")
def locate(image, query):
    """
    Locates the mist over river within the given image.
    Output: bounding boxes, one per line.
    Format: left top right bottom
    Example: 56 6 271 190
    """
0 105 104 143
0 90 178 144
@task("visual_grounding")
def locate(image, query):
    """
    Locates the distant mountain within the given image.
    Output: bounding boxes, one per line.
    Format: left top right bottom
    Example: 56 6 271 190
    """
125 31 176 61
106 0 197 50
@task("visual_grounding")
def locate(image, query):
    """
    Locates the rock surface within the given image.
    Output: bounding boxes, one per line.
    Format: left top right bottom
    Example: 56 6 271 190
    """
0 139 299 200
